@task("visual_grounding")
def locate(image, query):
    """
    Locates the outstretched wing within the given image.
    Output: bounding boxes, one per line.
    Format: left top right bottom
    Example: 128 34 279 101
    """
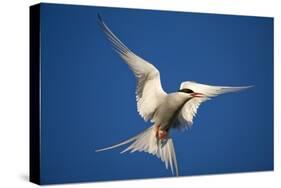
98 15 167 122
175 81 252 129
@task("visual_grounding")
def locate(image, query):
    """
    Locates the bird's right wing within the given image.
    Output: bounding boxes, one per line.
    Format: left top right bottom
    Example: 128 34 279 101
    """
98 15 167 122
175 97 209 129
174 81 252 130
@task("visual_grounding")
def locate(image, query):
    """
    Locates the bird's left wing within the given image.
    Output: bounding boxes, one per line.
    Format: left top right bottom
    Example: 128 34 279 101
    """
98 15 167 122
174 81 252 129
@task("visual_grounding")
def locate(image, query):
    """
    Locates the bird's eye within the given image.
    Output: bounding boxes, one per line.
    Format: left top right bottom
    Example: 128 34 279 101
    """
178 88 194 93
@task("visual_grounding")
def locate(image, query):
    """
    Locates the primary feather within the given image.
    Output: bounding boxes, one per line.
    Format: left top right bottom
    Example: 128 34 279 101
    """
176 81 252 128
98 14 166 122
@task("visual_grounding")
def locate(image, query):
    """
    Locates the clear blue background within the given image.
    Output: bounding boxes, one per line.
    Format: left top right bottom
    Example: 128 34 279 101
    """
40 3 273 184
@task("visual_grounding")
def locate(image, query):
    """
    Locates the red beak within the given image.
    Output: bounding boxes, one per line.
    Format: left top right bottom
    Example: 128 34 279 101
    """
191 92 204 98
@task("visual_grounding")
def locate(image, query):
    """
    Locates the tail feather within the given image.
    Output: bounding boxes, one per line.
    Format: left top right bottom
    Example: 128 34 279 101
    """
95 130 143 152
96 126 179 176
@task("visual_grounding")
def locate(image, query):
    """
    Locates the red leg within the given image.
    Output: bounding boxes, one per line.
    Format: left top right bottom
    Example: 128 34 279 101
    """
155 125 167 140
158 129 167 139
155 125 160 138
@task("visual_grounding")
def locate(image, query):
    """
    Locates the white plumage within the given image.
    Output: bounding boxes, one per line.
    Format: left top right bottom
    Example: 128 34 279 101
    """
177 82 252 127
96 15 251 176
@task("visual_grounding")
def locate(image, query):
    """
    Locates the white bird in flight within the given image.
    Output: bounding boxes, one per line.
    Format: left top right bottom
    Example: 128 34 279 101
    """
96 14 251 176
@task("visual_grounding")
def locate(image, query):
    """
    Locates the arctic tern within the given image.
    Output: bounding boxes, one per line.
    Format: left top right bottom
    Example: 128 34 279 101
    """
96 14 251 176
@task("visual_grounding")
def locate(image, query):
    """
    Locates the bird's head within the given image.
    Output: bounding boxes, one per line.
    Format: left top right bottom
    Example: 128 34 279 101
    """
177 88 205 98
178 81 212 99
179 81 252 99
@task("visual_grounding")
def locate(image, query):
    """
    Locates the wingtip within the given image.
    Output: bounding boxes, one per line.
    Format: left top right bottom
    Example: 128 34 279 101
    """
224 85 254 93
247 85 255 88
238 85 255 91
241 85 254 88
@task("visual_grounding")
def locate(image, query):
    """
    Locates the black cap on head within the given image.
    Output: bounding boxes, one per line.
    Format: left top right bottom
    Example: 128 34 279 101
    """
178 88 194 94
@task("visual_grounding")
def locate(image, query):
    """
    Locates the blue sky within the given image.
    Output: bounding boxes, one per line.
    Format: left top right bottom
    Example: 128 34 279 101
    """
40 3 273 184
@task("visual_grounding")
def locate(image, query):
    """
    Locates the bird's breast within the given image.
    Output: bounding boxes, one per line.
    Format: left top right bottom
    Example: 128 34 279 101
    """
152 93 189 130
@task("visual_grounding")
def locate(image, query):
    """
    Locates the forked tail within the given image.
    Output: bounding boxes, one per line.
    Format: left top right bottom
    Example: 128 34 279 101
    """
96 126 179 176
